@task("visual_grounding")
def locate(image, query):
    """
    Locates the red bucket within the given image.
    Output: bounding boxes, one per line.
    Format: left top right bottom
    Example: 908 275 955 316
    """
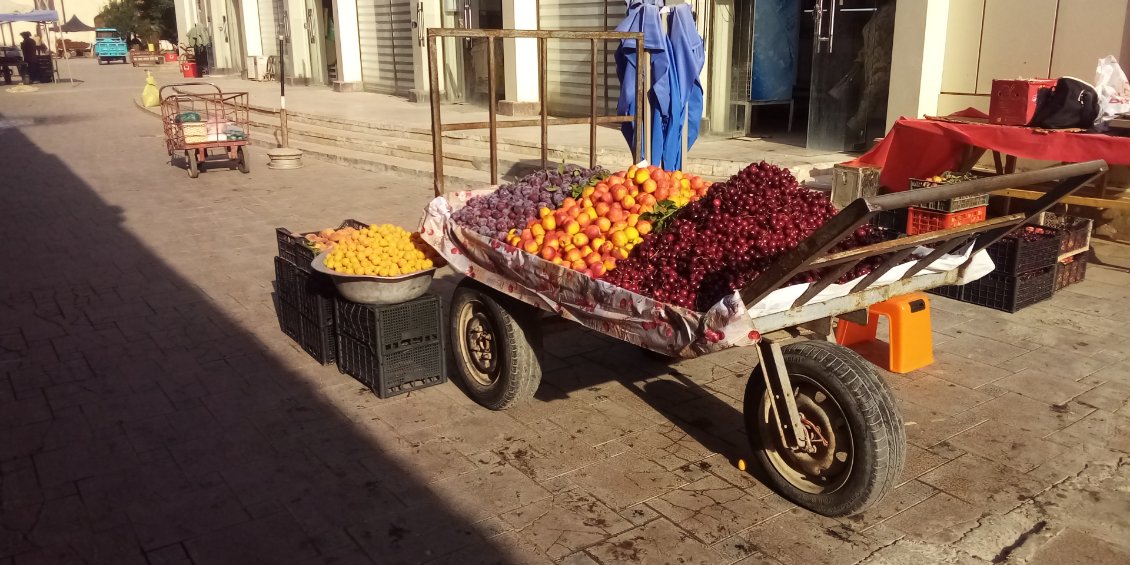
180 61 198 78
163 52 177 63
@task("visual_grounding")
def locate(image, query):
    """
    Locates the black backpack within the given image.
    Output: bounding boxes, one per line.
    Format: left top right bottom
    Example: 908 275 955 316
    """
1028 77 1101 130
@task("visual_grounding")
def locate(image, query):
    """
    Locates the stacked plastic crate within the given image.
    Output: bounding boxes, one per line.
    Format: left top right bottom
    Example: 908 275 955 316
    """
1040 213 1092 291
274 221 369 364
334 296 447 398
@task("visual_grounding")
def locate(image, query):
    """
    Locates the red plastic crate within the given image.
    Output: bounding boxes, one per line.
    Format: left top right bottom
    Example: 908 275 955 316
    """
906 206 988 235
989 79 1057 126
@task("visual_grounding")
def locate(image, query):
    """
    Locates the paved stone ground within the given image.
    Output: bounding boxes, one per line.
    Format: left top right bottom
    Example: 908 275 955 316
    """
1 61 1129 565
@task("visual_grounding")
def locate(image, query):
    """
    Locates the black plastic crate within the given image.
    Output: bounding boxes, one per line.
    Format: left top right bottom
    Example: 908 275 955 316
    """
909 177 990 212
928 284 965 301
1039 213 1092 256
275 257 335 325
276 219 369 274
986 226 1062 275
962 266 1056 313
275 299 336 365
1055 255 1088 290
337 334 446 398
335 293 443 352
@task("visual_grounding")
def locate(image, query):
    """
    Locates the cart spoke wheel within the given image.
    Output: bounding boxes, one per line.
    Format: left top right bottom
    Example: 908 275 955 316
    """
464 309 499 384
237 147 249 173
743 340 905 517
186 150 199 178
450 279 542 410
758 375 853 494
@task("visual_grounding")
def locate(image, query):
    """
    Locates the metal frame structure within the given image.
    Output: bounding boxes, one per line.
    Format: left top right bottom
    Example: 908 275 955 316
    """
426 28 646 197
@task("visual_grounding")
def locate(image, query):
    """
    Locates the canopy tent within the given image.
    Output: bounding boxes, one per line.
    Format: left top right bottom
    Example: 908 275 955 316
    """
0 9 57 23
50 15 94 33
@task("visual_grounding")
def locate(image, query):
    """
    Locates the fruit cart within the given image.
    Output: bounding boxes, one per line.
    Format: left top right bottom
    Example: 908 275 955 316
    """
423 26 1106 519
160 83 250 178
420 160 1107 518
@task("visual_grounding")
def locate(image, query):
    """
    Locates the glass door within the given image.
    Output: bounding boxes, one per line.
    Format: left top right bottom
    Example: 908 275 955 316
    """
806 0 895 152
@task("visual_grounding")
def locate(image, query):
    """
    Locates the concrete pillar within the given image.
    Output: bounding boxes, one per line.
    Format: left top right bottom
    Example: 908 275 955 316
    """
886 0 949 129
707 0 734 134
332 0 364 91
242 0 264 57
410 0 446 102
500 0 539 116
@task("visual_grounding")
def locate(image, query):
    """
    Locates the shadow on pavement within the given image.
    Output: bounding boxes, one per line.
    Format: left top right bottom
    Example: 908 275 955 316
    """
0 115 517 563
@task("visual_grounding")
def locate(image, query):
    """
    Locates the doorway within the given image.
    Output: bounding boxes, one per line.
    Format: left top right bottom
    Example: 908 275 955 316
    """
728 0 895 153
303 0 336 85
449 0 504 106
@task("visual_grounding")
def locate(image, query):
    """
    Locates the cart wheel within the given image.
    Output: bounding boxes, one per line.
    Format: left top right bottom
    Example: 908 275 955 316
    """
743 340 905 517
450 279 542 410
186 150 199 178
237 147 249 173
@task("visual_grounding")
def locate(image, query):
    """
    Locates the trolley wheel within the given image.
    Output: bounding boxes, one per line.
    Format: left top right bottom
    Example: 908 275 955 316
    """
450 278 542 410
237 147 249 173
186 150 199 178
743 340 905 517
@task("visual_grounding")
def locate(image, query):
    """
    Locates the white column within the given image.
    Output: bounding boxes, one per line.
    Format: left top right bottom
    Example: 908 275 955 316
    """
332 0 364 90
242 0 264 57
500 0 539 115
886 0 949 128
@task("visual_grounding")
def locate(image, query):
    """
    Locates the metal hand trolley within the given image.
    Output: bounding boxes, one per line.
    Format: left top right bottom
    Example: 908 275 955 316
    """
160 83 250 178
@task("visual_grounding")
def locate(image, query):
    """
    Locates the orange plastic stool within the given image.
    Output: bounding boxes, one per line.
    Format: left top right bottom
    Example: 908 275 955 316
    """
835 292 934 374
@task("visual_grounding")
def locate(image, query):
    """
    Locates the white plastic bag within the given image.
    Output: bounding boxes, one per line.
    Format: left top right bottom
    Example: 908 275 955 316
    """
1094 55 1130 128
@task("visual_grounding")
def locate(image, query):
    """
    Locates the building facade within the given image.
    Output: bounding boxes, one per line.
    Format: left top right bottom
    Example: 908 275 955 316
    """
174 0 1130 151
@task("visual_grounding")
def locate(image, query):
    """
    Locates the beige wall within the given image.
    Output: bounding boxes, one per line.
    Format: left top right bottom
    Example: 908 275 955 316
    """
937 0 1130 115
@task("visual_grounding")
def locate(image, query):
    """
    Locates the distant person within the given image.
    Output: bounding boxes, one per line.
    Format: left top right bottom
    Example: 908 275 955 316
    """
19 31 37 83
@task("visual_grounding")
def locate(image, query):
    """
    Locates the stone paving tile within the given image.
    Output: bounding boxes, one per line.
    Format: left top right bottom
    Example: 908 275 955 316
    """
1044 408 1130 454
917 351 1015 389
585 517 729 565
1028 529 1130 565
346 504 488 564
966 393 1093 437
619 423 720 473
549 400 660 447
992 368 1098 405
840 479 937 532
934 332 1032 365
1090 360 1130 388
730 510 879 565
998 346 1111 382
943 421 1069 473
648 474 791 544
891 374 996 416
183 511 320 564
428 464 552 524
918 453 1045 512
898 399 986 449
1074 380 1130 413
880 491 984 544
560 453 691 510
127 480 251 551
494 424 611 483
499 488 633 560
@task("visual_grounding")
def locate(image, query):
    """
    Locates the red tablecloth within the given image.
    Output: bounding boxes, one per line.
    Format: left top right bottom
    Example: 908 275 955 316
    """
846 116 1130 191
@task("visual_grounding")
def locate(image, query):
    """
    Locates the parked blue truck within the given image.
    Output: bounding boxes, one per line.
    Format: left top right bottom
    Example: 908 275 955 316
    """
94 28 128 64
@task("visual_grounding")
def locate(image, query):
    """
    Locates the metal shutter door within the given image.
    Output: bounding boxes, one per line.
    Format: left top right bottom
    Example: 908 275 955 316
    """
539 0 621 117
358 0 414 96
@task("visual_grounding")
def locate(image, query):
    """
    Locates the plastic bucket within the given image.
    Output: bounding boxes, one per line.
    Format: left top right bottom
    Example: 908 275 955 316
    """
163 52 177 63
180 62 198 78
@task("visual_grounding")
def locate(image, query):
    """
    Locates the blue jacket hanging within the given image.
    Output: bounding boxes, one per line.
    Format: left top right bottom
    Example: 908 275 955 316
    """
661 3 705 170
615 0 667 162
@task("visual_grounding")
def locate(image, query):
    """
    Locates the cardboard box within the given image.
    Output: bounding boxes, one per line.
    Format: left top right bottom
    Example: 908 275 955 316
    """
989 78 1057 126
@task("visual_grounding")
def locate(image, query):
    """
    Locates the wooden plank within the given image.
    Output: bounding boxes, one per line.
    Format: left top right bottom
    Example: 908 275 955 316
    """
993 188 1130 211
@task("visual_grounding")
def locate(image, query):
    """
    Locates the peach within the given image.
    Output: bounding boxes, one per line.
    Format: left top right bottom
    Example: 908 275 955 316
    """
539 207 552 218
595 202 611 217
584 225 601 239
603 258 616 272
530 224 545 237
576 213 592 228
572 233 589 247
612 186 628 201
599 241 614 254
642 179 657 194
541 215 557 231
564 221 581 235
636 220 653 235
591 237 606 250
523 240 539 254
585 252 602 266
590 262 606 277
582 186 595 198
596 217 612 232
610 230 629 247
627 213 639 227
614 247 630 260
571 259 587 271
540 246 557 261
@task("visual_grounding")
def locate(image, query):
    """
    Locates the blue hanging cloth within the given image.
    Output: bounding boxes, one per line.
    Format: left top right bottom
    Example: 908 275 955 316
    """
615 0 667 162
661 3 705 171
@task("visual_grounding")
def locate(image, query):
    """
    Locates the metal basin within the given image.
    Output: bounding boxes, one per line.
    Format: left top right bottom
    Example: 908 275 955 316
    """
312 251 436 305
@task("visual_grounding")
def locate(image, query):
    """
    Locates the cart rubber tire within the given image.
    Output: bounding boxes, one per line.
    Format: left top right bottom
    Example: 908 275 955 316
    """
743 340 905 517
186 150 199 178
450 279 542 410
237 147 249 173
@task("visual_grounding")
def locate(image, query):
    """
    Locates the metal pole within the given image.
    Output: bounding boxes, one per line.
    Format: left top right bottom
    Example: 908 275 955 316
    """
428 33 445 197
589 38 597 169
634 37 644 163
279 36 288 148
538 37 548 170
487 35 498 185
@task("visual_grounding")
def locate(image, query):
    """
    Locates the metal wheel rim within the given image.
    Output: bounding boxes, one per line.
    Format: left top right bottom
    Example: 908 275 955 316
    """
456 298 500 387
758 374 854 494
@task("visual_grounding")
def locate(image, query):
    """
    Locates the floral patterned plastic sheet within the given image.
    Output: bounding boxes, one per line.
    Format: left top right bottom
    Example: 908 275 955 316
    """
419 189 994 359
